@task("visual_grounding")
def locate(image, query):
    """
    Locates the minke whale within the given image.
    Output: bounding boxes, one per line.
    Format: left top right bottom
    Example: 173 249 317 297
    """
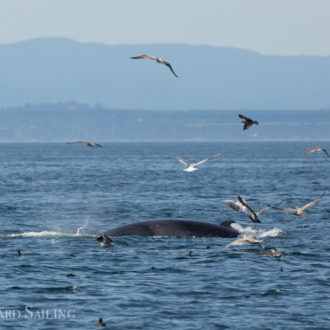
99 220 239 238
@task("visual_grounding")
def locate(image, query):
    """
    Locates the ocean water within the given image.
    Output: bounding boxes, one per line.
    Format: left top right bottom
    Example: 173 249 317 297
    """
0 142 329 329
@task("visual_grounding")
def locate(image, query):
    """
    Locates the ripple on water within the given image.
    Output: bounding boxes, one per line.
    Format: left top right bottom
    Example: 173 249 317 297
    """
1 142 330 329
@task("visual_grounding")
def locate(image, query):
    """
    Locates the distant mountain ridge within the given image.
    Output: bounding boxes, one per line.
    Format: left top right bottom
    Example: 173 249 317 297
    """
1 37 330 110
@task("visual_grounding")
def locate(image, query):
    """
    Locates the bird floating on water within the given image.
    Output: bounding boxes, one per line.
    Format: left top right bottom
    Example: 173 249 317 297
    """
97 318 106 327
269 193 325 218
174 153 220 172
130 54 178 77
238 114 259 130
304 147 330 158
96 233 114 248
67 141 103 148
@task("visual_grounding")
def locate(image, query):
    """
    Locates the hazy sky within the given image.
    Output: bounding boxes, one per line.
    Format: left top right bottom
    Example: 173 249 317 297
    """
1 0 330 55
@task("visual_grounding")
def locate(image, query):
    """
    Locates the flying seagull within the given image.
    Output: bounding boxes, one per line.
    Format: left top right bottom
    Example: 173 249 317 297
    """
226 234 263 247
130 54 178 77
237 196 283 224
304 147 330 158
222 199 248 214
269 193 325 218
174 153 220 172
258 249 286 258
67 141 103 148
238 114 259 130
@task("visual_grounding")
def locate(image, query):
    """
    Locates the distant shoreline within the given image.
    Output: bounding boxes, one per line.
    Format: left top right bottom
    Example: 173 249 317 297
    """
1 102 330 142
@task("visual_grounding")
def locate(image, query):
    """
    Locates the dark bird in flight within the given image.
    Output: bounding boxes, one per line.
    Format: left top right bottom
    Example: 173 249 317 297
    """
67 141 103 148
304 147 330 158
130 54 178 77
237 196 283 224
269 193 325 218
238 114 259 130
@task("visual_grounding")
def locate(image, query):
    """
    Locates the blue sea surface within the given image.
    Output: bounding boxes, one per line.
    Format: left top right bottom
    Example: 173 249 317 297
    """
0 142 329 329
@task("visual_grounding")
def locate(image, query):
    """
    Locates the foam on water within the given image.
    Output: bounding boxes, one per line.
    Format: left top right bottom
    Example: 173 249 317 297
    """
5 219 95 238
258 227 286 238
231 223 286 238
7 231 95 238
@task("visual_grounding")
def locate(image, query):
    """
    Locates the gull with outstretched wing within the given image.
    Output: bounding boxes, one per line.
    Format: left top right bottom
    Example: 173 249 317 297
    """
174 153 220 172
130 54 178 77
269 193 325 218
226 234 263 247
67 141 103 148
304 147 330 158
222 199 248 214
237 196 283 224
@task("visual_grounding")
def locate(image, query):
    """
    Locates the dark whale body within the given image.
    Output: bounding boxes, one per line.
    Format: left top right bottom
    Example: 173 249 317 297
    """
101 220 239 238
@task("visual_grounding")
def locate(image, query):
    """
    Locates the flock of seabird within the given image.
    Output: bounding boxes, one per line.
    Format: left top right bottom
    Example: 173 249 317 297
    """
63 52 328 259
11 51 328 330
9 51 328 330
222 194 325 223
223 193 325 251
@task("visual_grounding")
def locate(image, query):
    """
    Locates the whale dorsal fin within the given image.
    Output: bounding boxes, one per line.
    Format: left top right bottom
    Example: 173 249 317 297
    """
219 220 236 227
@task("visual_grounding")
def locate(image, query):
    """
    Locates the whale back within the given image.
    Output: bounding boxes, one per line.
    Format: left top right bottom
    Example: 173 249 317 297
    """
102 220 239 238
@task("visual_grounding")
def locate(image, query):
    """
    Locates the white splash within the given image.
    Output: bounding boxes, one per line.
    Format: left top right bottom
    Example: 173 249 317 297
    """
8 231 73 238
7 218 96 238
231 223 254 234
258 227 286 238
230 223 286 238
7 227 95 239
74 219 89 236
